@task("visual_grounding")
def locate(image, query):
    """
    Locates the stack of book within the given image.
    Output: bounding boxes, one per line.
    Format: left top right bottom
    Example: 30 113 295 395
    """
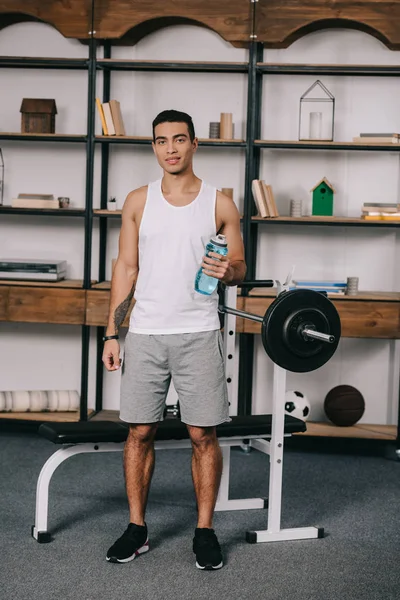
11 194 59 209
361 202 400 221
96 98 126 136
352 133 400 144
251 180 279 217
290 279 347 295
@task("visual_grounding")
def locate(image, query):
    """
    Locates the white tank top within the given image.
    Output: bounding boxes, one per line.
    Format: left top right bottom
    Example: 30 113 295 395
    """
129 178 221 334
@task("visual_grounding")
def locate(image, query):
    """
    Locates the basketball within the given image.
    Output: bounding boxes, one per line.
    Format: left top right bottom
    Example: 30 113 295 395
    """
324 385 365 426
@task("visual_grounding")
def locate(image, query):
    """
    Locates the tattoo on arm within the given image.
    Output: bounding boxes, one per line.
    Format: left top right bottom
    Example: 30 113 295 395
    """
113 283 136 333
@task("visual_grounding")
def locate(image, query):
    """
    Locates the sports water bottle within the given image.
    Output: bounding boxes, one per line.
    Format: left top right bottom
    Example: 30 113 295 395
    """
194 234 228 295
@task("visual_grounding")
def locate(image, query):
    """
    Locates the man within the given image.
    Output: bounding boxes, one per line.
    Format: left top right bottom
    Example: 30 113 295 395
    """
102 109 246 570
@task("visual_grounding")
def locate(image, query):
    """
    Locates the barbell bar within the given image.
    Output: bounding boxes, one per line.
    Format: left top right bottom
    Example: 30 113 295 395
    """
219 287 341 373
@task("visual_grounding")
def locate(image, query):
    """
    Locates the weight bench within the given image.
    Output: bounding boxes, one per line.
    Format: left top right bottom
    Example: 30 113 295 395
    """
32 413 323 544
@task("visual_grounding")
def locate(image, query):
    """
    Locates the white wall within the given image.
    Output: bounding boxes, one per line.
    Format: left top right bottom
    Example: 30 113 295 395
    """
0 22 399 425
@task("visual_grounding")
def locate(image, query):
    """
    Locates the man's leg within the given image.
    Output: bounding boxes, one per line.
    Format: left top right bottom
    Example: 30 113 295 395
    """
124 423 159 525
188 425 222 528
188 425 224 570
107 423 158 563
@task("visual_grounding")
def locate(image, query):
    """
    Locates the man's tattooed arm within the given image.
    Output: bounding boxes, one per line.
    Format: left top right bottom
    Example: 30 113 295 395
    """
112 282 136 334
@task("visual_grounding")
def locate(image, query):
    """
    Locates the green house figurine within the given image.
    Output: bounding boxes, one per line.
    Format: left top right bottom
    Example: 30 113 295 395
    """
311 177 335 216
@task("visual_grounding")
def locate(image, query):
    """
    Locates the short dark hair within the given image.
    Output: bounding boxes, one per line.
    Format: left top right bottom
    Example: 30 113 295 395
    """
152 110 195 142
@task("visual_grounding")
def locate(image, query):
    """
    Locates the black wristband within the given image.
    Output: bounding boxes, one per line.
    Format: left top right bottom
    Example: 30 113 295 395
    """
103 334 119 342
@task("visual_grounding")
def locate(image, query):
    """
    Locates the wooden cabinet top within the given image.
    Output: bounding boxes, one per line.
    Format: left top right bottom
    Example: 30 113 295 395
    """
2 1 400 49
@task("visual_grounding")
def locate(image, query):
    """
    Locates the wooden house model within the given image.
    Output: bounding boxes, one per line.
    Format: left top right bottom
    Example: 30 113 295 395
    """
20 98 57 134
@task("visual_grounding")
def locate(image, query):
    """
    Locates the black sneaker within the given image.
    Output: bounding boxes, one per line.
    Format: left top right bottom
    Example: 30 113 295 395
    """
193 528 223 570
106 523 149 564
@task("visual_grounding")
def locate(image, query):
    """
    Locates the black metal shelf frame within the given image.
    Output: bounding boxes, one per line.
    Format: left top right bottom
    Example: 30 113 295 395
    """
97 60 248 73
0 134 87 142
257 63 400 77
0 207 86 217
0 57 89 69
95 137 246 147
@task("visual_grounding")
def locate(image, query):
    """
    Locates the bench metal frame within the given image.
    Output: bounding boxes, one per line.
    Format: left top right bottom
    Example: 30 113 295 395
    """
32 286 323 544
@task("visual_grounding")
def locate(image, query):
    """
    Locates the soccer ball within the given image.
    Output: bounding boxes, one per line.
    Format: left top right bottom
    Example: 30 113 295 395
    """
284 390 311 421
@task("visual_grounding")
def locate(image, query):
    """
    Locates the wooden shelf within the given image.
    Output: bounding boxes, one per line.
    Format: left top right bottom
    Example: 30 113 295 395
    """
241 292 400 338
295 422 397 440
246 288 400 302
0 410 94 422
91 281 111 290
93 209 122 216
0 279 85 288
254 139 400 151
251 216 400 227
0 133 86 142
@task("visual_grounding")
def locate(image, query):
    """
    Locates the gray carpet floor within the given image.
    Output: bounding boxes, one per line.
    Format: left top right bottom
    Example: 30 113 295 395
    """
1 431 399 600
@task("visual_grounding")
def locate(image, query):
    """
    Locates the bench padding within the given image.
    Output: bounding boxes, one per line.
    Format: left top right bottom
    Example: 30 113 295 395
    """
38 415 306 445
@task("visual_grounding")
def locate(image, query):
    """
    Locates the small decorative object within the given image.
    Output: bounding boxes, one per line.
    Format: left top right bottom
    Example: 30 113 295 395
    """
107 197 117 211
221 188 233 199
346 277 359 296
284 390 310 421
290 199 302 217
0 148 3 205
209 122 220 139
220 112 233 139
311 177 335 216
299 80 334 141
0 390 79 412
58 196 70 209
20 98 57 134
324 385 365 426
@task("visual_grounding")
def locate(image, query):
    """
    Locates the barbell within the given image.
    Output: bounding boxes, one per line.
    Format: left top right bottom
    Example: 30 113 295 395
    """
219 281 341 373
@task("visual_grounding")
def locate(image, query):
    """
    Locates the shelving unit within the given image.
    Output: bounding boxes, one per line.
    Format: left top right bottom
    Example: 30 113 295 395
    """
0 14 399 450
239 46 400 448
0 46 95 423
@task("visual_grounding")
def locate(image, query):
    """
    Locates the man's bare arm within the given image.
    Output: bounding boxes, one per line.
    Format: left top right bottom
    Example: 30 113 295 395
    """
105 188 144 336
216 192 246 286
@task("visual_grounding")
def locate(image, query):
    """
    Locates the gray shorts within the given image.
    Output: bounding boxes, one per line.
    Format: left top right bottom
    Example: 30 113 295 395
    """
120 330 229 427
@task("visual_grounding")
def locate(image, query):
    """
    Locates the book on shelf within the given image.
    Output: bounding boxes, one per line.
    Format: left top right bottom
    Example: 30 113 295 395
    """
359 133 400 138
251 179 279 217
293 280 347 288
353 135 400 143
362 214 400 221
362 203 400 213
109 100 126 136
11 193 59 209
96 97 126 136
361 202 400 218
251 180 268 217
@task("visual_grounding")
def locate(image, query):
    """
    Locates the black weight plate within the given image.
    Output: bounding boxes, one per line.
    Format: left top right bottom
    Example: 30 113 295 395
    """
283 308 330 357
262 289 341 373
